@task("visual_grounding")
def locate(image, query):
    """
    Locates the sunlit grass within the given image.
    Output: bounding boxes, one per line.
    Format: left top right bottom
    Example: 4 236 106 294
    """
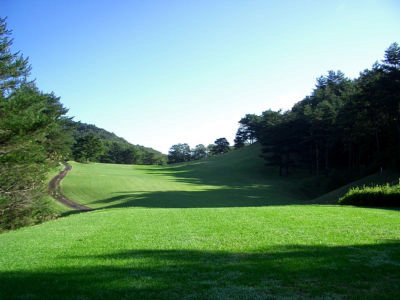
61 145 309 209
0 206 399 299
1 145 399 298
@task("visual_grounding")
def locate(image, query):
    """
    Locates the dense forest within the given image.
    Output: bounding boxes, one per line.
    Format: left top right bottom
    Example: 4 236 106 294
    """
234 42 400 188
66 120 167 165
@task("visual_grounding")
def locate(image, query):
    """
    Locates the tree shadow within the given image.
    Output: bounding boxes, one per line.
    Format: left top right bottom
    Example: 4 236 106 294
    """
1 241 399 299
87 157 312 209
137 158 288 187
92 186 308 209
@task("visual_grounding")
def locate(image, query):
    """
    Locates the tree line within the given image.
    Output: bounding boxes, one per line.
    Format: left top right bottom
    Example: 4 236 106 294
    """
168 138 231 163
234 43 400 186
66 121 167 165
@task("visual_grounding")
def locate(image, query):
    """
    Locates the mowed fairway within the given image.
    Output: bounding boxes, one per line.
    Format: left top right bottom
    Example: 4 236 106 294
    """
1 145 400 299
61 144 313 210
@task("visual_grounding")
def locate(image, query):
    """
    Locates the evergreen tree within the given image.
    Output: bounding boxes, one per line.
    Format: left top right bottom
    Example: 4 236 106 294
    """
72 134 104 162
0 19 72 231
0 17 31 96
240 42 400 179
383 42 400 69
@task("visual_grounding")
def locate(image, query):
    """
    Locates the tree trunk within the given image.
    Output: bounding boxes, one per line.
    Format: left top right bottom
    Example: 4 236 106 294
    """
309 145 313 175
286 152 289 176
397 120 400 165
324 143 329 177
375 127 380 155
375 126 384 169
348 142 352 170
315 143 320 177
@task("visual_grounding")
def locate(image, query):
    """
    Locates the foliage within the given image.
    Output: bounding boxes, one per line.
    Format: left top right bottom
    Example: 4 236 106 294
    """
167 139 231 164
235 114 261 144
168 143 191 164
191 144 207 160
383 42 400 68
72 134 104 162
0 17 72 230
66 120 167 165
211 137 231 155
339 182 400 207
0 17 31 95
236 43 400 181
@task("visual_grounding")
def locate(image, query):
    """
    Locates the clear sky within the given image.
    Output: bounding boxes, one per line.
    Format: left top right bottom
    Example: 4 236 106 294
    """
2 0 400 153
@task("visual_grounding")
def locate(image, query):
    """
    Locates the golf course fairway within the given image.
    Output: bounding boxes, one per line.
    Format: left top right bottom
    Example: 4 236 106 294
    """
1 145 399 299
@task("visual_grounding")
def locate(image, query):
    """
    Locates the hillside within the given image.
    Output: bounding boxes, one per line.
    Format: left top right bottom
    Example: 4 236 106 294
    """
62 143 400 209
61 144 311 209
1 144 399 299
65 120 167 165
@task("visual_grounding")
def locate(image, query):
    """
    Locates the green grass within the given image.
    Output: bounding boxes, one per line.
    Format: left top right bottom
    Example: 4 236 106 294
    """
42 163 75 215
1 144 400 299
61 144 311 209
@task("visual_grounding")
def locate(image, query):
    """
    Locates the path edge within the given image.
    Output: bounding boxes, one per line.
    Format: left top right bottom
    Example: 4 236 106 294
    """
48 162 93 211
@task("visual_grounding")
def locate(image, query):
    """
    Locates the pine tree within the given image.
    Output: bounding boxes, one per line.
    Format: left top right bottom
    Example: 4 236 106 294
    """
0 17 71 230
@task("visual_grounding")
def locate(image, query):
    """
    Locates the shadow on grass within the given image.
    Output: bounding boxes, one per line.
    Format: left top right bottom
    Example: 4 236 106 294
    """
1 242 399 299
92 186 308 209
59 210 88 218
137 159 284 187
89 159 312 209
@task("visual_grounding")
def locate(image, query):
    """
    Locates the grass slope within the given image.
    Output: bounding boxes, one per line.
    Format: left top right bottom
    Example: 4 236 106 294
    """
314 170 400 204
61 144 310 209
1 145 400 299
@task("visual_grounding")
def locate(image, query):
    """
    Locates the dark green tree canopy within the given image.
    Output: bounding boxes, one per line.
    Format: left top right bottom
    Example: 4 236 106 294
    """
237 42 400 179
192 144 207 160
65 120 166 165
0 17 72 230
72 134 104 163
211 138 230 155
168 143 191 164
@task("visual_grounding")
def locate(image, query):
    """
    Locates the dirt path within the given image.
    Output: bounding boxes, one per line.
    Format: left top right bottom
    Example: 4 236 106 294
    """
48 162 93 211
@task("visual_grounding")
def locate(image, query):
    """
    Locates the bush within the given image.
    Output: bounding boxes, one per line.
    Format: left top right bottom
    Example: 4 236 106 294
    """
338 183 400 207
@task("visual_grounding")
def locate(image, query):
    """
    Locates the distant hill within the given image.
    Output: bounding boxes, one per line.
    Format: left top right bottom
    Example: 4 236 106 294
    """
65 120 167 165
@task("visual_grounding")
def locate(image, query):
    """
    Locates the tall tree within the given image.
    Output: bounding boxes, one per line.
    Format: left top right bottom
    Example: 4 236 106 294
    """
211 138 230 155
0 86 71 230
233 131 246 149
0 17 31 96
0 17 72 230
383 42 400 69
237 114 262 143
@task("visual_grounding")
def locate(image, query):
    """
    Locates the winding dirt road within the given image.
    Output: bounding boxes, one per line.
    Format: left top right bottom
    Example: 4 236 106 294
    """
48 162 93 211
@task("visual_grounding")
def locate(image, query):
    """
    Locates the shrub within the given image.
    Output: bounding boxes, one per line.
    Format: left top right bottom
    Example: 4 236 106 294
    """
338 183 400 207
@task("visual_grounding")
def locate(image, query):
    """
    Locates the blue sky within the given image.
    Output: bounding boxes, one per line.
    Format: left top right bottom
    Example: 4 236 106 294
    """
2 0 400 153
